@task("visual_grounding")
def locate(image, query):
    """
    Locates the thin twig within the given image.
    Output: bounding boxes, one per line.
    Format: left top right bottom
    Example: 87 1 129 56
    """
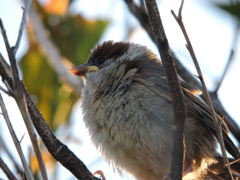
13 0 32 55
178 0 184 18
0 85 12 96
226 159 240 166
0 157 18 180
3 80 14 96
214 23 240 92
0 19 49 180
20 133 26 143
171 0 233 179
0 136 26 179
0 53 11 72
144 0 187 179
0 93 34 180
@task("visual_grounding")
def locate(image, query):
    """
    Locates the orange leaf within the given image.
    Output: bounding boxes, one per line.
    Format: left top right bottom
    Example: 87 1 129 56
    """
30 150 55 173
44 0 68 15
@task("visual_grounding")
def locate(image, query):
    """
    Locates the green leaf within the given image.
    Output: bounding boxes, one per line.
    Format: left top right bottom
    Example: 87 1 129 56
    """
216 1 240 21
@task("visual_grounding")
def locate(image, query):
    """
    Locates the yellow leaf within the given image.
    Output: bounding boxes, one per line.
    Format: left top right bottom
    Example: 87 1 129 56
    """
30 150 55 173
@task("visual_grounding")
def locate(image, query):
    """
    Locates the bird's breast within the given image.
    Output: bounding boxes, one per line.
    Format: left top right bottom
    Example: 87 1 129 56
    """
81 77 174 174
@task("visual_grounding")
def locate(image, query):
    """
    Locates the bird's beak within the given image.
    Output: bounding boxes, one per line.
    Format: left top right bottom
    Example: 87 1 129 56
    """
70 64 99 77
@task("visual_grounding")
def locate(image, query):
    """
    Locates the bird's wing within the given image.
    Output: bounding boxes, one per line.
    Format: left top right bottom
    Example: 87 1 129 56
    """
182 89 239 159
134 58 239 159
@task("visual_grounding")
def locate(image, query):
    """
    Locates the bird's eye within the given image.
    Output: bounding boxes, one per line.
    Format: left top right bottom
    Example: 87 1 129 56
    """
98 57 107 64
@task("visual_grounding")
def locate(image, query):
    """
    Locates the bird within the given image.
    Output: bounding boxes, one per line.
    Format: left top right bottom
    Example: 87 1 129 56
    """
70 41 240 180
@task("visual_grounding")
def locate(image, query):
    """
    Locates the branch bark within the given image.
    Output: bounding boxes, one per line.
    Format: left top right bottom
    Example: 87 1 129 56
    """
144 0 187 179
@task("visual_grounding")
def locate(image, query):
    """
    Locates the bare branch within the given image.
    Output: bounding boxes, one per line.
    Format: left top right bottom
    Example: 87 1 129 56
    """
0 85 13 96
0 53 12 77
215 24 240 92
3 80 14 96
0 93 34 180
0 19 49 180
144 0 187 179
19 133 26 143
178 0 184 19
0 157 18 180
171 1 233 179
13 0 32 55
124 0 155 41
22 83 100 180
0 136 26 179
0 55 14 89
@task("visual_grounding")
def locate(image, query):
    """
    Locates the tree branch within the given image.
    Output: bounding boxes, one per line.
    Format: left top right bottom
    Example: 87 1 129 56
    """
0 136 26 179
13 0 32 55
0 18 48 180
0 93 34 180
22 83 100 180
214 23 240 92
0 157 18 180
171 0 233 179
144 0 187 179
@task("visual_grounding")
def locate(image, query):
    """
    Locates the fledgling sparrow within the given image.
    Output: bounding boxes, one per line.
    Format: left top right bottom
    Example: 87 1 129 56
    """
71 41 240 180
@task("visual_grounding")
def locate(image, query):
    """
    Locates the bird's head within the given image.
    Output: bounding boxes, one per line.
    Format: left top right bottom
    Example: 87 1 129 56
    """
70 41 160 81
70 41 129 77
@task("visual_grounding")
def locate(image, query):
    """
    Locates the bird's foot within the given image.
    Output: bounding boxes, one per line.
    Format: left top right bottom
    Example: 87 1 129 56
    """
93 170 106 180
183 165 193 177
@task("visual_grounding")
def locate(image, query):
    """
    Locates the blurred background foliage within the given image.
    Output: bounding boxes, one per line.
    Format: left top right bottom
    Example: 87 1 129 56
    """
19 0 108 132
216 1 240 22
